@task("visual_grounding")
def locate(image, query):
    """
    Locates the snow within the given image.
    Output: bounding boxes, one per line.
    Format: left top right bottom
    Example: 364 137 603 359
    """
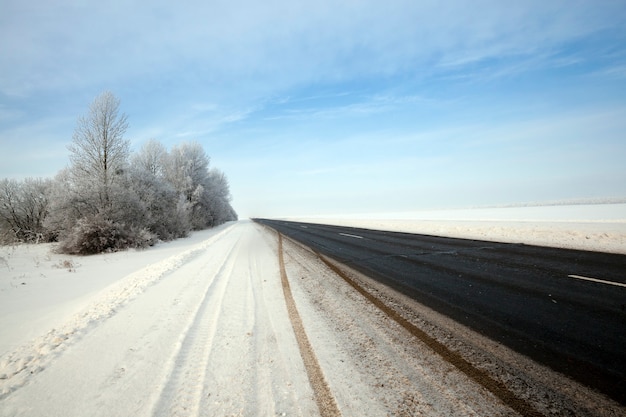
291 203 626 254
1 208 624 416
0 223 235 356
1 221 317 416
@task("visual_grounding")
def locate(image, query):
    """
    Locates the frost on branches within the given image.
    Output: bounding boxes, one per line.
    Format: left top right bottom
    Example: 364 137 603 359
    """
0 92 237 253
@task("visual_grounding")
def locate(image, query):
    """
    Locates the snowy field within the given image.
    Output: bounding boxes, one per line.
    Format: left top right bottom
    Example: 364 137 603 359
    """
1 207 625 416
292 203 626 255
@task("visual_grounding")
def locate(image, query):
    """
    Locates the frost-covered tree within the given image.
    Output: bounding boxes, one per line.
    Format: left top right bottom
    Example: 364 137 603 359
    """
159 141 237 229
68 91 130 212
132 139 167 178
47 169 156 254
164 142 209 196
15 94 237 254
0 178 51 243
163 141 213 229
204 169 237 225
128 140 191 240
48 92 156 254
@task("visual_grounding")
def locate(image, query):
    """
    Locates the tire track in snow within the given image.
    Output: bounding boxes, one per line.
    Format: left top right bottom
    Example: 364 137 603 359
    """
280 235 505 415
246 244 277 414
316 253 545 417
200 237 256 415
197 226 309 416
0 225 236 401
241 225 318 416
278 233 342 417
152 233 243 417
152 223 318 417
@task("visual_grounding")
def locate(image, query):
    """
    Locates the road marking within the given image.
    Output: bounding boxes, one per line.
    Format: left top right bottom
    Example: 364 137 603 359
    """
568 275 626 288
339 233 363 239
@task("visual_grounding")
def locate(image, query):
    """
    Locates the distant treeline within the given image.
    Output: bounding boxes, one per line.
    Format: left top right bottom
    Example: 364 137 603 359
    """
0 91 237 254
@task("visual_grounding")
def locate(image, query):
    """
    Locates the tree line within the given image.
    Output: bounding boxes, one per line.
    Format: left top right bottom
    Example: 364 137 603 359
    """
0 91 237 254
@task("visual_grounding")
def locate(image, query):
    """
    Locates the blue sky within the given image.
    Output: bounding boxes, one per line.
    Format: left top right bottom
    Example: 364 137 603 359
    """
1 0 625 218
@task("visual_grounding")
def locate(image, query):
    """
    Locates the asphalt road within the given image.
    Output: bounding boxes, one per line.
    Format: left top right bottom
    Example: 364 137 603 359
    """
255 219 626 404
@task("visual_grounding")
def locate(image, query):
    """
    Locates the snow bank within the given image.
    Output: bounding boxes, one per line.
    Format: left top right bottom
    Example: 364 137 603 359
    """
0 223 235 399
0 222 320 416
292 204 626 254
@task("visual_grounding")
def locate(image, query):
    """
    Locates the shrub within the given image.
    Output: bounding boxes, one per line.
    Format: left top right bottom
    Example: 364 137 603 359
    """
53 259 76 272
57 215 157 255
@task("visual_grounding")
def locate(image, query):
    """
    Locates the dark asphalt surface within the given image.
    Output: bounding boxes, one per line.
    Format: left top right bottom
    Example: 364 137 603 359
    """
255 219 626 404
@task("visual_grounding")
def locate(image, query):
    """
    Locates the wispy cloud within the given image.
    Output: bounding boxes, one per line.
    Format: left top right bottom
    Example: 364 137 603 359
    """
262 92 445 122
591 64 626 79
2 1 624 98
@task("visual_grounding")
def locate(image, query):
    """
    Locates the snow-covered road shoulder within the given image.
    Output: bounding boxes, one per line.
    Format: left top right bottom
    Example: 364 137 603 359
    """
0 221 320 416
0 223 235 400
